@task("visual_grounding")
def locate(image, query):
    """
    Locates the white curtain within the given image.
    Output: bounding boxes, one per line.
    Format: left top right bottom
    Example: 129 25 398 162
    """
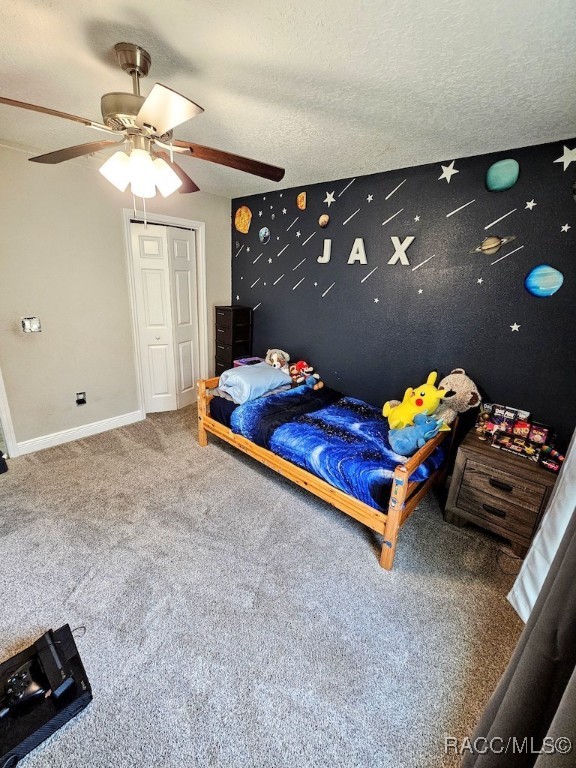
508 427 576 621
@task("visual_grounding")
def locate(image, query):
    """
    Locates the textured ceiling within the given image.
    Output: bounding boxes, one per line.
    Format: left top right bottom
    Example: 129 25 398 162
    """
0 0 575 199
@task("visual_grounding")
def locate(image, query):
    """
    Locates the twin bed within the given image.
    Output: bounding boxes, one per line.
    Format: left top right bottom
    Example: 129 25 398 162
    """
197 376 455 570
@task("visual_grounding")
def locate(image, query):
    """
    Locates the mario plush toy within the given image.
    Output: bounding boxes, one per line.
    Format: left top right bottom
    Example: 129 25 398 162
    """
289 360 324 390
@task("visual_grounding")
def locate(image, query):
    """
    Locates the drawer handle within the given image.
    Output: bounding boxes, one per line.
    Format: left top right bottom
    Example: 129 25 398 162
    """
217 329 224 333
217 311 225 315
217 345 225 350
483 503 507 519
489 478 513 493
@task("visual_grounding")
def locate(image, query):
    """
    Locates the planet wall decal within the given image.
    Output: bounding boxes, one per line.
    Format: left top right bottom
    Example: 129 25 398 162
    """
234 205 252 234
486 158 520 192
259 226 271 244
524 264 564 297
469 235 517 255
319 214 330 228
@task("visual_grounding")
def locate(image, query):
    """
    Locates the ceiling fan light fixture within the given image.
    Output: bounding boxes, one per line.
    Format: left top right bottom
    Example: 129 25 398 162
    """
153 157 183 197
98 150 130 191
129 147 156 198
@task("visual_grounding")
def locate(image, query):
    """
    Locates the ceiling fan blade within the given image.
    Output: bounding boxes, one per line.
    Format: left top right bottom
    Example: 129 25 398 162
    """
0 96 116 133
173 140 285 182
137 84 204 136
30 140 125 164
152 149 200 193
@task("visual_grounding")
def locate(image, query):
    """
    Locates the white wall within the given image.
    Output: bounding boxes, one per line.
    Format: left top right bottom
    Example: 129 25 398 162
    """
0 144 231 446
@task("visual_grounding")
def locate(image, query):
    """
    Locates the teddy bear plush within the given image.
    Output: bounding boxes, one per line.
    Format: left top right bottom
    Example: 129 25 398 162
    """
289 360 324 390
265 348 290 374
435 368 480 424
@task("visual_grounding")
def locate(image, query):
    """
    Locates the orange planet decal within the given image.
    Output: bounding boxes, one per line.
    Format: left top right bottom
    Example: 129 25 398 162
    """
234 205 252 234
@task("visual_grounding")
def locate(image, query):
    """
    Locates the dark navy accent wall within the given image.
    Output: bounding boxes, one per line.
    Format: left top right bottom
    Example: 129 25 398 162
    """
232 140 576 446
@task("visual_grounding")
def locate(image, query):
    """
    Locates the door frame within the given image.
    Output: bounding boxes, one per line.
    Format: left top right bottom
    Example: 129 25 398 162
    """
122 209 209 415
0 364 18 457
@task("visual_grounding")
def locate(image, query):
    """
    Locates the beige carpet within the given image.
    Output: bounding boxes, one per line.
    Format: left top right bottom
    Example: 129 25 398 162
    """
0 406 522 767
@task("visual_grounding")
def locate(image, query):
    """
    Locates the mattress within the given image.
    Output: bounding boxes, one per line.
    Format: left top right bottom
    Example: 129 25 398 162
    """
228 386 445 511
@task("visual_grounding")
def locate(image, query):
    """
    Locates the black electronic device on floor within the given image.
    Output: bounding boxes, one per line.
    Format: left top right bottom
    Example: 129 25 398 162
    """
0 625 92 767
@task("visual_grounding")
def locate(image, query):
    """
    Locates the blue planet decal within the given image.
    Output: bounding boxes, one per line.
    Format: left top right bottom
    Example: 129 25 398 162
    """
259 226 270 244
524 264 564 297
486 158 520 192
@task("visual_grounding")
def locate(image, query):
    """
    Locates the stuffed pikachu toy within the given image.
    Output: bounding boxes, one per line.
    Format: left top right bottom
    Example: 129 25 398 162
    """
383 371 452 430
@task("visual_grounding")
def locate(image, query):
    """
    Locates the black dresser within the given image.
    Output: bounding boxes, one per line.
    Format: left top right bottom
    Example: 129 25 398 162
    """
214 305 253 375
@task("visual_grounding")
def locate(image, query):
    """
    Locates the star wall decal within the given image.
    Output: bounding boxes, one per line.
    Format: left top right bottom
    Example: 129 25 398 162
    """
438 161 459 183
258 211 263 217
554 146 576 171
282 208 287 214
367 194 374 203
236 295 239 301
314 282 318 287
418 289 423 294
561 223 571 232
477 278 484 284
525 200 536 210
268 258 272 263
374 297 379 303
324 191 336 207
296 231 301 238
414 215 420 222
246 247 250 252
510 323 521 332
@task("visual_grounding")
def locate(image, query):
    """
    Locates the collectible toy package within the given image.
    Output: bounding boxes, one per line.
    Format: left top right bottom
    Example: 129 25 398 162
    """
491 432 541 461
474 402 494 440
529 422 550 445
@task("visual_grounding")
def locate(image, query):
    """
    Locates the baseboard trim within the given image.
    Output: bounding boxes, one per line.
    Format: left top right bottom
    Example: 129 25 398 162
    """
16 410 145 456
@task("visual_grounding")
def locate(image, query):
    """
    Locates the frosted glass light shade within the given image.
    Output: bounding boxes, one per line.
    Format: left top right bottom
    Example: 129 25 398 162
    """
129 148 156 199
99 151 131 191
153 158 183 197
99 147 183 199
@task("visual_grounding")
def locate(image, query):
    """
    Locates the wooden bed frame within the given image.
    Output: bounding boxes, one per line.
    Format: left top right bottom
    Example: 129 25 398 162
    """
197 377 455 570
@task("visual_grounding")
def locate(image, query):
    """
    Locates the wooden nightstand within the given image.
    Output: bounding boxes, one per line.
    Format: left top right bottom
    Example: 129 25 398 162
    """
445 431 556 556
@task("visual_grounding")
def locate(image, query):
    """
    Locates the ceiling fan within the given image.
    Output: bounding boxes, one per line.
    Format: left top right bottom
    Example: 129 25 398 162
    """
0 42 285 196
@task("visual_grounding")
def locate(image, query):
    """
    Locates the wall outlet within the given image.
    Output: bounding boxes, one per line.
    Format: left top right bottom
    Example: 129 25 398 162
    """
76 392 87 406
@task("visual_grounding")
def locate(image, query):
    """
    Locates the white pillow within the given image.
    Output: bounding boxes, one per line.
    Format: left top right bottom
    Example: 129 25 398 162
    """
218 362 291 404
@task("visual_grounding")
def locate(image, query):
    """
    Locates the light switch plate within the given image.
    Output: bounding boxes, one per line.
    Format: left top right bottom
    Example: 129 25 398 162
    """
21 317 42 333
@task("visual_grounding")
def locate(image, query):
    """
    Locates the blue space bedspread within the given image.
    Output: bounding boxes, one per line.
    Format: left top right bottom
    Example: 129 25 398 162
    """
229 386 445 511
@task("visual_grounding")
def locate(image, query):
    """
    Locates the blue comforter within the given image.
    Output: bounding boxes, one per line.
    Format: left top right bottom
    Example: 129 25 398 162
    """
229 386 445 511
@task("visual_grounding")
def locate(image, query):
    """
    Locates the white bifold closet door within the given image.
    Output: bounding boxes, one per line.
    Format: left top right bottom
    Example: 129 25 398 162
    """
130 222 200 413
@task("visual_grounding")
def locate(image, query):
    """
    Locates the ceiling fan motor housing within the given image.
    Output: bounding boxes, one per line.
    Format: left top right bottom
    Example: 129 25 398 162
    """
101 92 145 131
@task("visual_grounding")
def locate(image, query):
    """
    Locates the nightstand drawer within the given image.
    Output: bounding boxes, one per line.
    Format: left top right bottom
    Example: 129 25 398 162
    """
215 340 252 362
215 324 251 345
462 459 546 513
214 359 228 377
457 486 539 540
215 306 252 327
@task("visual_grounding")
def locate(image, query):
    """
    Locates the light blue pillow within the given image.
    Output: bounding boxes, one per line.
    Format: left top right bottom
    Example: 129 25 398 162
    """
218 363 291 404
